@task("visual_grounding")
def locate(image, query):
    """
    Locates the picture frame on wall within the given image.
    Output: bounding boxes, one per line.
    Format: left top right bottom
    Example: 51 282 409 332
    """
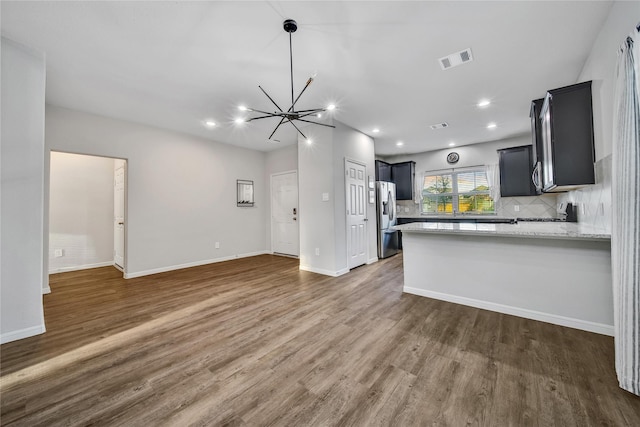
237 180 254 207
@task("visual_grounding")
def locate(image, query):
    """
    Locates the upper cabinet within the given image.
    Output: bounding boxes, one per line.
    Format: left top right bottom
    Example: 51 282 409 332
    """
536 81 595 192
375 160 392 182
391 161 415 200
498 145 536 197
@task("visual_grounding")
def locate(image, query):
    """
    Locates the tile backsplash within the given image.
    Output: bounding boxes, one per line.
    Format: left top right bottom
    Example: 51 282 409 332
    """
557 155 611 232
397 156 611 227
396 194 558 218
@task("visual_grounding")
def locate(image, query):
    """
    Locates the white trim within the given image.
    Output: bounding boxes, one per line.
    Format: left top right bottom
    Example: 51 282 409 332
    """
42 286 51 294
403 286 614 336
299 265 349 277
367 257 378 265
124 251 269 279
49 261 113 274
1 324 46 344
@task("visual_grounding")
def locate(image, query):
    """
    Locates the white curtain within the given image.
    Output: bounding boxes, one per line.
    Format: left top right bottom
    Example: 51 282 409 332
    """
611 25 640 396
485 163 501 205
414 170 424 207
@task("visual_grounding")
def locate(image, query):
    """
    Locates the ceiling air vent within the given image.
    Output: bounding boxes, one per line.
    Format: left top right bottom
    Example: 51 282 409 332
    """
439 48 473 70
430 122 449 130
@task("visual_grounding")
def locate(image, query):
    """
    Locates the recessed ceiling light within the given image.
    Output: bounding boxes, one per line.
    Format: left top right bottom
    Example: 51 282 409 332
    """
204 120 216 127
372 128 380 133
306 138 313 144
238 105 248 111
235 118 245 124
477 99 491 108
487 122 497 129
396 141 404 146
316 113 322 118
326 104 336 111
448 142 455 147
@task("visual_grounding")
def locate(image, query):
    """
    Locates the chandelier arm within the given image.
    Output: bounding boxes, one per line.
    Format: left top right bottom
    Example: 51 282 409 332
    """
268 117 287 140
292 108 326 114
245 114 278 122
258 85 283 112
289 31 295 109
245 107 279 116
296 111 326 119
295 118 336 128
289 120 308 140
288 77 314 113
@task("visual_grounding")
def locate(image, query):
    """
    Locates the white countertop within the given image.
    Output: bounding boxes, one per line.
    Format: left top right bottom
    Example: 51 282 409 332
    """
392 221 611 241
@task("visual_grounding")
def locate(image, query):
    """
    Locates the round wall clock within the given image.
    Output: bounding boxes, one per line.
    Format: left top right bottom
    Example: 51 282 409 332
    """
446 151 460 164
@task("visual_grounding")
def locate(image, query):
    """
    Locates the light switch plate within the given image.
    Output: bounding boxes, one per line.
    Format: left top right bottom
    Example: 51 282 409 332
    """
322 193 329 201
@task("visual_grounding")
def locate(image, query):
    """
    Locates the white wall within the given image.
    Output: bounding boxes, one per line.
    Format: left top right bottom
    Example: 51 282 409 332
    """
381 135 559 218
1 38 47 343
49 152 115 273
557 1 638 231
381 134 531 172
577 1 640 160
332 121 378 269
298 125 337 275
264 144 298 252
298 121 377 276
45 106 267 278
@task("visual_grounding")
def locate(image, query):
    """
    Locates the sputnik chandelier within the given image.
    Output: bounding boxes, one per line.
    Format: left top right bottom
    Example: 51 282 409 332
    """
238 19 335 141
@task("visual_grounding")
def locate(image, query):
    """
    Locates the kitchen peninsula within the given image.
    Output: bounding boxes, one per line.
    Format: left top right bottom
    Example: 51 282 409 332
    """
393 221 612 335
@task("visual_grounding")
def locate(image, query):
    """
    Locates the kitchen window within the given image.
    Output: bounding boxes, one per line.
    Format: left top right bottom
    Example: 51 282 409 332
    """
421 167 495 215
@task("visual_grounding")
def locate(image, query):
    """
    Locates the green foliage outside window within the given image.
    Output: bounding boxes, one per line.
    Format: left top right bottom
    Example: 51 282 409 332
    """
421 168 495 214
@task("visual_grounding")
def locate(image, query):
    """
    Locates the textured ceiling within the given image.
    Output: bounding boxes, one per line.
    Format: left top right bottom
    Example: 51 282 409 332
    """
1 1 613 155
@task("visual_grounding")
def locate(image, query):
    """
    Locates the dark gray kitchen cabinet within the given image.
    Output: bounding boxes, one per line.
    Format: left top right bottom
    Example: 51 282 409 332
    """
539 81 595 192
375 160 391 182
391 161 415 200
498 145 536 197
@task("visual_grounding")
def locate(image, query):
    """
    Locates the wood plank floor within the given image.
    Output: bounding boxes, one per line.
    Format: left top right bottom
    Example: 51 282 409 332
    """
1 254 639 426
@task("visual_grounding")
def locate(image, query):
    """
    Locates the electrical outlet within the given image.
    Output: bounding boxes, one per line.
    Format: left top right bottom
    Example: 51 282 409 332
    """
54 249 63 258
215 242 220 249
404 207 410 213
514 205 520 212
315 248 320 256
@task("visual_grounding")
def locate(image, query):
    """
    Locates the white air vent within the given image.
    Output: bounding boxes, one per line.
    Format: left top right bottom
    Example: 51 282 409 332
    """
430 122 449 130
439 48 473 70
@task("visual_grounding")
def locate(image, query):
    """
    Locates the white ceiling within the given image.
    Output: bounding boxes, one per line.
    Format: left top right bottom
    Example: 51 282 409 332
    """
1 1 613 155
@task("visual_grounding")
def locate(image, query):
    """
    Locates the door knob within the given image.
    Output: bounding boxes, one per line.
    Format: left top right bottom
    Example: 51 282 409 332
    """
293 217 297 221
118 222 124 225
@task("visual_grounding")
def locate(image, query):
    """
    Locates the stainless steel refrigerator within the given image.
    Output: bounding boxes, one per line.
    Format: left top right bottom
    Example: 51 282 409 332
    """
376 181 399 259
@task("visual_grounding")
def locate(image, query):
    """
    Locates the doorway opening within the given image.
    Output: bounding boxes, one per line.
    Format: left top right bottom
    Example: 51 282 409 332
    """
48 151 127 279
271 170 299 258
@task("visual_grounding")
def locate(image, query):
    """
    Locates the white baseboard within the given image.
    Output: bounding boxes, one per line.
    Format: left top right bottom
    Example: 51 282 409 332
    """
42 286 51 294
403 286 614 336
124 251 269 279
49 261 113 275
299 265 349 277
1 324 46 344
367 257 378 265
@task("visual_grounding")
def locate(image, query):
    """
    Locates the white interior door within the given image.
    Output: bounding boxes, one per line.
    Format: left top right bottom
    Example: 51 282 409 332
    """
271 171 299 257
114 163 125 269
346 160 368 269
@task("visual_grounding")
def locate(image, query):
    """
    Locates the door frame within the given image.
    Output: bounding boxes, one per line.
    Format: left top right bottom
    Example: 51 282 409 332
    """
270 169 299 257
47 150 128 280
113 159 128 275
344 158 369 269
